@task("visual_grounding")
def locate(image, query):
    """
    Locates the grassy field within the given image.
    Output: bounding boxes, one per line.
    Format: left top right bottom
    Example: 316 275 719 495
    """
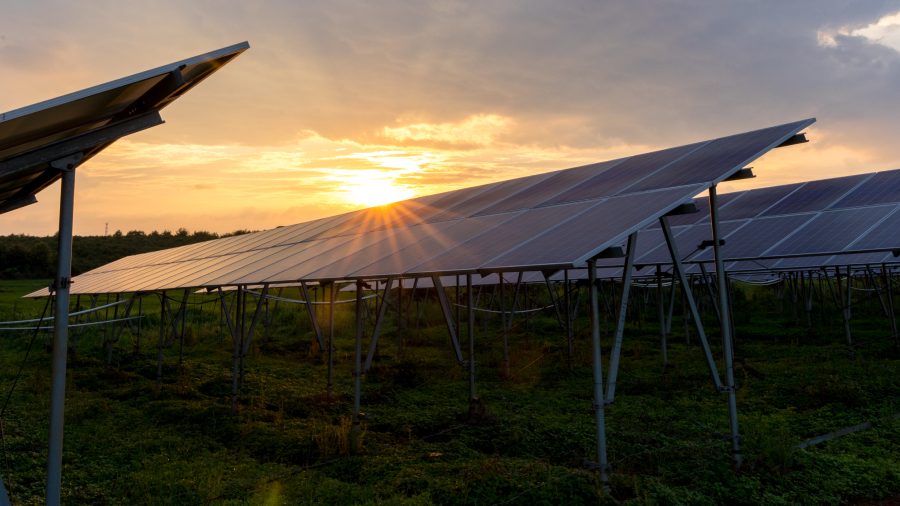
0 277 899 505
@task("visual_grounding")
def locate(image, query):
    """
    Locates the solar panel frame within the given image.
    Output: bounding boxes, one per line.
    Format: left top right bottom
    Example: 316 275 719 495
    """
422 172 557 223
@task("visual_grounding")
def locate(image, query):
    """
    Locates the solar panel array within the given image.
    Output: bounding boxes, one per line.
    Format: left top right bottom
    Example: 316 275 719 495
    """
574 169 900 279
25 119 813 297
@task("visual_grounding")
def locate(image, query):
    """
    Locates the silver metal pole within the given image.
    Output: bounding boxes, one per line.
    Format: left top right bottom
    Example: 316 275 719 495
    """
46 164 76 506
351 281 364 454
328 282 335 399
883 263 898 351
500 273 509 376
657 265 667 370
467 274 476 411
588 259 609 488
565 269 573 369
709 185 741 467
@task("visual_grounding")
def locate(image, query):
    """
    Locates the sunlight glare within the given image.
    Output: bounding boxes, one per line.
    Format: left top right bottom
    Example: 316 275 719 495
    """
344 176 414 207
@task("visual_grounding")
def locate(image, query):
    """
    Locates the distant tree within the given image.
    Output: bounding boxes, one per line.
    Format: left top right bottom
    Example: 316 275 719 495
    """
162 230 173 237
113 230 123 238
176 228 189 237
126 230 145 237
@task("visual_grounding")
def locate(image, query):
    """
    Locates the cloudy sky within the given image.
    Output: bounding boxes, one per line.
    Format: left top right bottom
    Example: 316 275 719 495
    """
2 1 900 236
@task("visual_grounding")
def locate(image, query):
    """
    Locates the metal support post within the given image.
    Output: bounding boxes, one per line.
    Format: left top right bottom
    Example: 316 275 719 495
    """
467 274 477 413
351 282 364 454
660 217 723 389
883 264 899 351
605 232 637 402
328 282 336 399
836 267 854 357
565 270 574 369
136 297 143 352
500 273 509 376
157 291 167 391
657 265 668 370
432 276 465 363
231 287 244 414
587 259 610 488
709 185 741 467
46 157 79 506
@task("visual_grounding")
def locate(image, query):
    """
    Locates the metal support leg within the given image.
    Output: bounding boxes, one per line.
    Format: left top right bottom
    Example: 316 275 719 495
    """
500 273 509 376
587 259 610 488
432 276 465 363
156 291 167 392
709 185 741 467
351 282 364 454
467 274 477 413
606 232 637 402
660 217 723 389
328 282 336 399
883 263 899 351
46 160 78 506
657 265 667 370
565 270 574 369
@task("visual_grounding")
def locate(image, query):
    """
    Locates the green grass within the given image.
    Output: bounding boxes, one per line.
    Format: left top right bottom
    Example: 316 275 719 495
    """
0 279 899 505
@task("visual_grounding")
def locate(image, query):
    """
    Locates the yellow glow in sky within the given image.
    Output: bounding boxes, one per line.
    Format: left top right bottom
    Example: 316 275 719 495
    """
343 175 415 207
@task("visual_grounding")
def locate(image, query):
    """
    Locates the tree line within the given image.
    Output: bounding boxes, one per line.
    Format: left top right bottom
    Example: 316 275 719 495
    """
0 228 256 280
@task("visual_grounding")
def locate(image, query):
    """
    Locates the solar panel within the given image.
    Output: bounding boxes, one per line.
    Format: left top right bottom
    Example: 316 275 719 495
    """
423 171 557 223
538 142 705 207
830 169 900 209
633 226 693 264
692 214 815 261
0 42 249 213
473 158 627 216
716 183 804 220
302 221 461 280
761 174 870 216
846 205 900 252
624 120 814 194
481 185 705 271
409 201 598 274
375 183 502 230
349 213 521 278
764 206 896 257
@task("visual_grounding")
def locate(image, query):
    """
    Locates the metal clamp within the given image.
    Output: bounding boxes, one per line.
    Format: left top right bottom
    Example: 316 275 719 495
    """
717 385 736 393
48 277 72 293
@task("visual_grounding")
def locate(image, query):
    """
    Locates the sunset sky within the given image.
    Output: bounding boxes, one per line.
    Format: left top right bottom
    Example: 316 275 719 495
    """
3 1 900 236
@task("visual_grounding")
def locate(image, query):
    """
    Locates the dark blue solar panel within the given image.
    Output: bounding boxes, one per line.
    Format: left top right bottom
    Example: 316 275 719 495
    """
624 119 813 194
423 171 555 223
844 205 900 251
717 183 804 220
482 185 704 270
374 183 503 230
765 206 896 256
761 174 870 216
473 158 627 216
830 169 900 209
538 142 707 207
410 200 599 274
693 214 814 262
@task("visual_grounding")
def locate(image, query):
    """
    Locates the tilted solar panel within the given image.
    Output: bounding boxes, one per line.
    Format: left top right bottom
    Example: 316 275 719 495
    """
847 206 900 252
538 142 705 206
423 172 557 223
693 214 815 261
761 174 871 216
830 169 900 209
764 206 896 257
624 120 813 194
716 183 803 221
473 158 627 216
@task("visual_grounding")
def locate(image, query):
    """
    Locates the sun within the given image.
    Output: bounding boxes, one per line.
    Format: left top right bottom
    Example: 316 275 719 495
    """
345 177 414 207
